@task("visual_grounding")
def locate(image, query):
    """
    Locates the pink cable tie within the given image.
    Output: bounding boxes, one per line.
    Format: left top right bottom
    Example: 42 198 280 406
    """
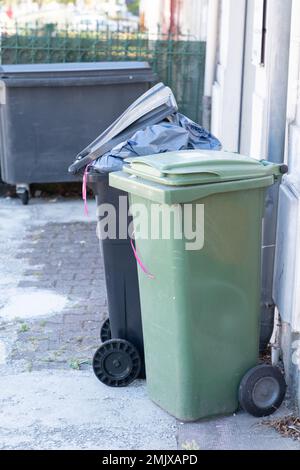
130 237 155 280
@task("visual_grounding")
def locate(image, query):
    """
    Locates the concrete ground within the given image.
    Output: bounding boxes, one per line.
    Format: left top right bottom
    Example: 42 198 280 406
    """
0 196 299 450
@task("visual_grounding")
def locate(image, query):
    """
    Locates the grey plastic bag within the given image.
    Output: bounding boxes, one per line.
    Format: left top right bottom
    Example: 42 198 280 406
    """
92 113 222 174
175 113 222 150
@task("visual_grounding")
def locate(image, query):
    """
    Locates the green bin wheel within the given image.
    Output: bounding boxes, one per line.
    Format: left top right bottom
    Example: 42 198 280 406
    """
100 318 111 343
93 339 141 388
239 365 286 417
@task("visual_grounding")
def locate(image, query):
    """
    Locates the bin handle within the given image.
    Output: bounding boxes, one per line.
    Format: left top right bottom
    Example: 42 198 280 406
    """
130 234 155 280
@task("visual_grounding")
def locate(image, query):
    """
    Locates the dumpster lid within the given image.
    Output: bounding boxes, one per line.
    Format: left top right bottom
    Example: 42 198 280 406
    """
0 61 153 77
124 150 283 186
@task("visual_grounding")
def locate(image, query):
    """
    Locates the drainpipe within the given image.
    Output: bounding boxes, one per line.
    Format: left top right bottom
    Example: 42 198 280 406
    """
260 0 292 351
202 0 219 129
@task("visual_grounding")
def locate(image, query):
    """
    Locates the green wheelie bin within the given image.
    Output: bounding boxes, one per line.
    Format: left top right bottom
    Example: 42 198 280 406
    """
109 150 287 421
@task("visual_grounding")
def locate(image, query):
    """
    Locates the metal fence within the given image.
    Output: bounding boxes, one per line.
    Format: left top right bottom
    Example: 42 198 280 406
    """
0 23 206 122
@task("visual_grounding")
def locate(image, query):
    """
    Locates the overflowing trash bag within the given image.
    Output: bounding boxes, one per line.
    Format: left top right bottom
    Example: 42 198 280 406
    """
69 82 221 176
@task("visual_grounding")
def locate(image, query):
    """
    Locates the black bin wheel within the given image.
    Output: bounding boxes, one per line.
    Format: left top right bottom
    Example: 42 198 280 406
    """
239 365 286 417
93 339 141 387
19 190 29 206
100 318 111 343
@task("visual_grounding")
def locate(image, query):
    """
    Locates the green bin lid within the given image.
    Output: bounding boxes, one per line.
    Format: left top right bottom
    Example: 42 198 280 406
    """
124 150 281 186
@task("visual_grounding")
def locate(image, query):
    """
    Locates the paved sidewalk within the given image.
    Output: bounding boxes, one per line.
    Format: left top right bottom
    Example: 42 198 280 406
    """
0 197 299 450
0 198 106 372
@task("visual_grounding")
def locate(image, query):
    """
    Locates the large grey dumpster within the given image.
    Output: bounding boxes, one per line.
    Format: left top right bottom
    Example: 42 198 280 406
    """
0 62 156 203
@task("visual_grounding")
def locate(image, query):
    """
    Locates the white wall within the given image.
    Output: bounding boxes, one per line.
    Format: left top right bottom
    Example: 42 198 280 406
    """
273 0 300 411
285 0 300 180
211 0 246 152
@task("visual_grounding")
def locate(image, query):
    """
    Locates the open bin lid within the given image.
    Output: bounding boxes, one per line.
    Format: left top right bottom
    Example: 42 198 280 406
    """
68 82 177 174
124 150 284 186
